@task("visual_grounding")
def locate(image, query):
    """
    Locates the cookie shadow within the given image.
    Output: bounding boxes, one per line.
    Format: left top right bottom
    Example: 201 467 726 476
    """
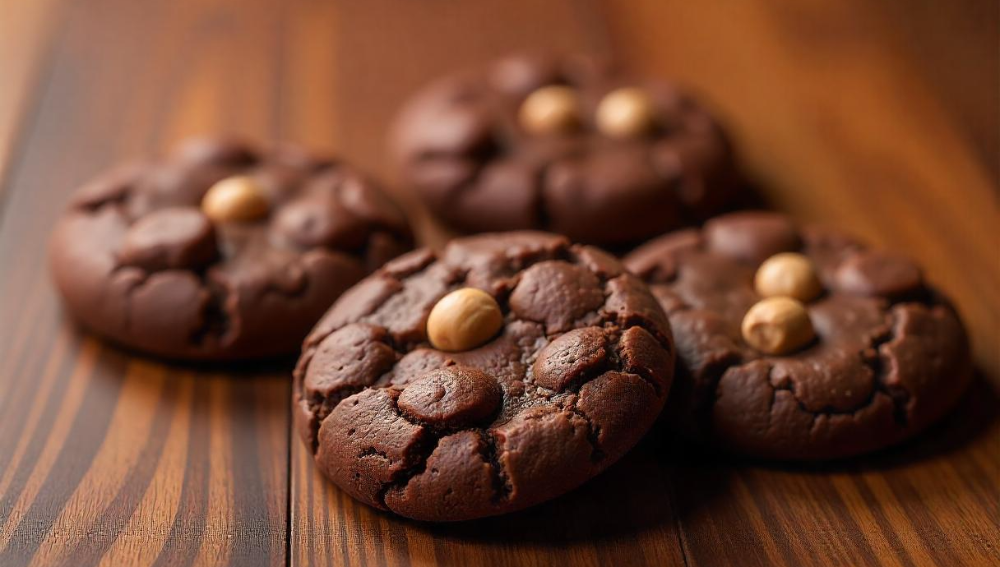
80 320 295 433
65 317 298 378
413 426 725 544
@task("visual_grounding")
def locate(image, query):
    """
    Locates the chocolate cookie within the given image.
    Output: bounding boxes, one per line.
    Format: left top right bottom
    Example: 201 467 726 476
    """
49 137 413 360
294 231 674 521
390 53 744 247
624 212 972 460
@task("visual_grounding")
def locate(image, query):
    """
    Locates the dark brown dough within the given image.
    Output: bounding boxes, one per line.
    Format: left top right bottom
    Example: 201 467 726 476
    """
624 211 972 460
390 53 746 247
49 137 413 360
295 231 675 521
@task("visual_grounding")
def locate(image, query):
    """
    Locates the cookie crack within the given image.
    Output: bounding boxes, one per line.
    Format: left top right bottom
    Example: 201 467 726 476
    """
698 352 750 434
303 386 365 455
359 447 391 460
598 277 674 352
867 310 911 428
107 261 235 351
301 269 411 352
528 344 613 396
478 430 513 504
609 330 664 398
761 311 912 428
376 434 442 511
297 326 403 453
565 401 606 463
189 278 234 347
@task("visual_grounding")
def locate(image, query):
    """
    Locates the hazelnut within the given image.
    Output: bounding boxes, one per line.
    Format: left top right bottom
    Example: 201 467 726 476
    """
201 175 269 223
754 252 823 302
741 297 816 355
518 85 581 135
595 87 657 139
427 288 504 352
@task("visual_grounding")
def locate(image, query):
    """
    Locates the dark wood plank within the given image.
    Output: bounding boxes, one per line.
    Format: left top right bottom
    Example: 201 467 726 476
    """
282 2 686 566
0 0 290 565
603 1 1000 565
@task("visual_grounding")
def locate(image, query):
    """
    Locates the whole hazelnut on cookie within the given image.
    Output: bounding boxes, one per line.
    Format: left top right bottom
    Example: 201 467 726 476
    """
596 87 657 139
518 85 581 135
741 297 815 355
202 175 270 223
427 288 504 352
754 252 823 302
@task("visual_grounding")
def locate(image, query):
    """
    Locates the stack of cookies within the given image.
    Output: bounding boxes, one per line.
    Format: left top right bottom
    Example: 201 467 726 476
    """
50 53 971 522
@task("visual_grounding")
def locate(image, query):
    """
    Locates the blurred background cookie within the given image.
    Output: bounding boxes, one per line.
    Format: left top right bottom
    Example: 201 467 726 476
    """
391 53 748 248
49 137 413 360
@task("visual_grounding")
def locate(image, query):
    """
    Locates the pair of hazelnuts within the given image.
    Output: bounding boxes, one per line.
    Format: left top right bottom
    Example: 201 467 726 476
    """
742 253 823 355
519 85 658 139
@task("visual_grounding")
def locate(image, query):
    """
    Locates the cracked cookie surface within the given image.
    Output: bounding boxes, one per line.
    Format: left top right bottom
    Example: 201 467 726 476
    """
294 231 675 521
390 53 745 247
49 137 412 360
624 211 972 460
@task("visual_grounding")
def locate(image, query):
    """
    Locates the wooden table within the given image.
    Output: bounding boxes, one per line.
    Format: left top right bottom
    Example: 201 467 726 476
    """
1 1 997 565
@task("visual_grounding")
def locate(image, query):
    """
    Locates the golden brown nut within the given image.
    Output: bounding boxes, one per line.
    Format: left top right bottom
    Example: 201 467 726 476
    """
595 87 657 139
741 297 816 355
518 85 581 135
427 288 504 352
201 175 269 223
754 252 823 302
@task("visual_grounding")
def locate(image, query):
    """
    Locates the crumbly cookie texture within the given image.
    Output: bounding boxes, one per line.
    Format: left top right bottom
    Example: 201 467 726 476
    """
390 53 744 246
294 231 675 521
49 137 412 360
624 211 971 460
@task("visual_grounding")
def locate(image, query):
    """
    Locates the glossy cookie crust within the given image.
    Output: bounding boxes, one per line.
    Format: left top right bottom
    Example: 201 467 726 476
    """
390 53 744 247
625 212 972 460
49 137 412 360
294 231 675 521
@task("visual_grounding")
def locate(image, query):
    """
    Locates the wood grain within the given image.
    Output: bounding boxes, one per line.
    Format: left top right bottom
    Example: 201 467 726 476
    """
0 1 997 566
0 1 289 566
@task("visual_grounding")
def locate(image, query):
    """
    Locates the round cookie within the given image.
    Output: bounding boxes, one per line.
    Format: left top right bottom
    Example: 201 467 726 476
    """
390 53 744 247
49 137 413 360
294 231 675 521
624 211 972 460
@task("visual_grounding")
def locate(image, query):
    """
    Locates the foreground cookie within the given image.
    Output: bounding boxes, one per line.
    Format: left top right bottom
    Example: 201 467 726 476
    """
625 212 971 460
50 138 412 360
295 232 674 520
391 53 743 247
